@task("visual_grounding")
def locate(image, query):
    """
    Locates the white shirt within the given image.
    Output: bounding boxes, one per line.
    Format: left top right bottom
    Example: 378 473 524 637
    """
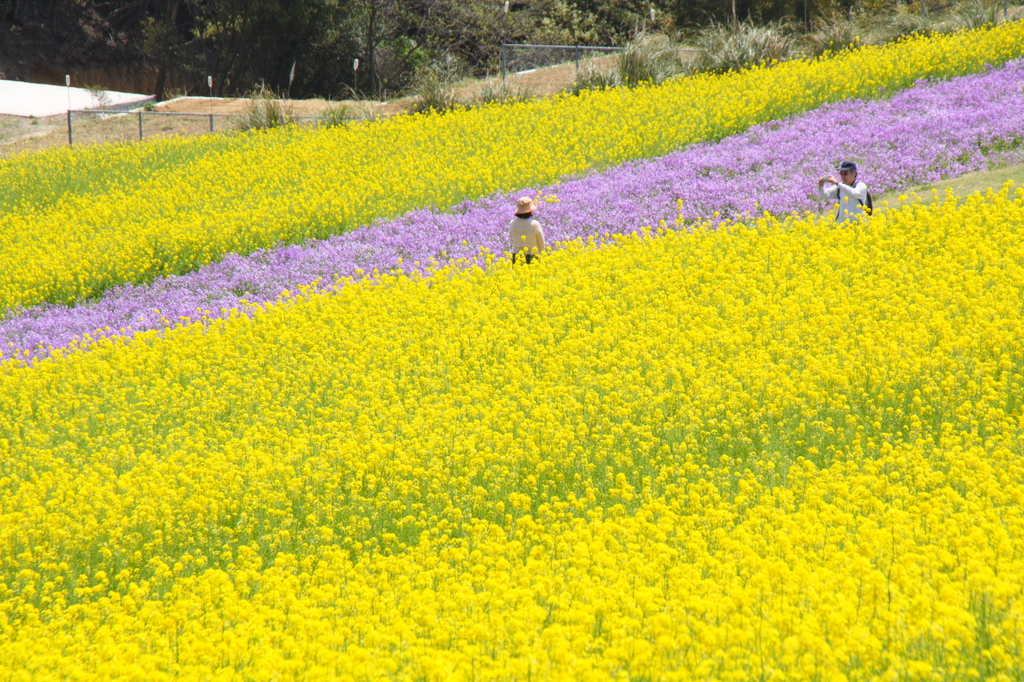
819 180 869 223
508 216 545 254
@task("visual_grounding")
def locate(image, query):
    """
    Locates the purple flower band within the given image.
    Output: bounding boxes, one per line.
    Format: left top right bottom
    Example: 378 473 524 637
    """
3 59 1023 363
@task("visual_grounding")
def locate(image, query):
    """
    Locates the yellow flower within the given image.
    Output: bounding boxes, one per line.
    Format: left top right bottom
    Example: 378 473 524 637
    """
1 187 1024 677
2 21 1023 312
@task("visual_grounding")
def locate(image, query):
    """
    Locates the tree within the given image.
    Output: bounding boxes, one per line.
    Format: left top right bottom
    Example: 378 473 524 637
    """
343 0 399 96
397 0 520 75
139 0 353 98
143 0 186 101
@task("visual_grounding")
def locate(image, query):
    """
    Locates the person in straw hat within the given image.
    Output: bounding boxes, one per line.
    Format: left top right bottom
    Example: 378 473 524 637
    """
509 196 545 264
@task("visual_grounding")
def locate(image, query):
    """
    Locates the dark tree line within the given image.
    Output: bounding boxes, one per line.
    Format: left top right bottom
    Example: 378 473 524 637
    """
1 0 866 99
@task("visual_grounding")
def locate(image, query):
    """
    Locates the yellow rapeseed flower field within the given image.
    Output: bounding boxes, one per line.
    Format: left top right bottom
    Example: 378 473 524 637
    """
1 185 1023 679
2 22 1024 315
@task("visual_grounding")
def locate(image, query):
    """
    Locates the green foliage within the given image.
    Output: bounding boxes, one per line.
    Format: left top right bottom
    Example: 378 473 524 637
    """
409 58 464 114
401 0 516 78
471 79 536 106
798 0 1010 60
237 83 293 131
568 32 687 94
951 0 1002 29
318 104 351 128
619 33 686 85
816 7 945 56
6 0 1018 101
568 61 622 94
692 19 798 74
803 10 863 56
851 3 941 44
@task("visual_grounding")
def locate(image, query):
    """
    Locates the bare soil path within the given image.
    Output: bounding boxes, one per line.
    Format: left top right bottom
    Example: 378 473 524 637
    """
0 55 623 159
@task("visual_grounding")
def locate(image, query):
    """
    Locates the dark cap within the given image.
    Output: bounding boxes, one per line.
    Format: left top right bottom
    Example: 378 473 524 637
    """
839 161 858 172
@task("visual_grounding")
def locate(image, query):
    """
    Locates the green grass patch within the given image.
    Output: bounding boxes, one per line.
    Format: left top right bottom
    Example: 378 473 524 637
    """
877 162 1023 212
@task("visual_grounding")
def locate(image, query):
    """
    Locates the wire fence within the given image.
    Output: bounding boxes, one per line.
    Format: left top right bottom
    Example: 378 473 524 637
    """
59 43 643 146
63 108 354 146
500 44 624 80
54 42 685 147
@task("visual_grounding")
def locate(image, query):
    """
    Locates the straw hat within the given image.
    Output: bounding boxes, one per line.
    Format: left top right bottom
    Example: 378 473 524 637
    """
515 197 536 214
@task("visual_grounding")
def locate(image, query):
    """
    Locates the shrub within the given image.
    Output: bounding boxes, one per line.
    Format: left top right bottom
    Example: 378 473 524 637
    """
950 0 1001 30
804 11 864 57
84 84 113 110
318 104 350 128
409 57 463 114
863 4 938 42
619 33 686 86
692 19 797 73
568 60 621 94
237 82 292 131
471 78 535 106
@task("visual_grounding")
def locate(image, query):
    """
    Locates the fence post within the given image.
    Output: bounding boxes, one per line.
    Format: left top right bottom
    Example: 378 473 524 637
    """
501 44 506 81
574 45 580 78
138 110 144 140
65 74 72 146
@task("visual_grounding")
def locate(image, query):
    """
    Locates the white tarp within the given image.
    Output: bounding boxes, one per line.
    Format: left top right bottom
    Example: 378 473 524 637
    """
0 80 153 117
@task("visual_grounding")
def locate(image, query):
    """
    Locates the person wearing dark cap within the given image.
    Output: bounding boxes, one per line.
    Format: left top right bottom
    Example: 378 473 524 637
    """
818 161 871 223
